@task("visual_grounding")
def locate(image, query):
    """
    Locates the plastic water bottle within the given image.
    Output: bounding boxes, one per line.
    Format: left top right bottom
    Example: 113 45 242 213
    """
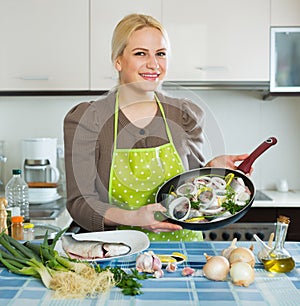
5 169 29 222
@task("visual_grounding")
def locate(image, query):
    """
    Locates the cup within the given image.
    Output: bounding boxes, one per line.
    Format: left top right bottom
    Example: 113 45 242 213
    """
276 179 289 192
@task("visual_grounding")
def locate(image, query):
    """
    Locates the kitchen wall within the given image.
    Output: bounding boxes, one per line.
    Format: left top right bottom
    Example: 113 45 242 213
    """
1 90 300 190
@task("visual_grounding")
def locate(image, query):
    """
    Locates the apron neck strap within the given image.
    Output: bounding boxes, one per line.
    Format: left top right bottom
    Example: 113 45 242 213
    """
114 91 175 150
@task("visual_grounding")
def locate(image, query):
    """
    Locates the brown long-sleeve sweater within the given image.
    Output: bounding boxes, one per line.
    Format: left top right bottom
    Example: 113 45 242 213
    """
63 90 205 231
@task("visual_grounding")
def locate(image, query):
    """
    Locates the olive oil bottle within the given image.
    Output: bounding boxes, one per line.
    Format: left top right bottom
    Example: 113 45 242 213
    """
261 215 295 273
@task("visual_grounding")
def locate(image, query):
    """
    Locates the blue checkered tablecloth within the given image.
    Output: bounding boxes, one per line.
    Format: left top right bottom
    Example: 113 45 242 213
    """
1 241 300 306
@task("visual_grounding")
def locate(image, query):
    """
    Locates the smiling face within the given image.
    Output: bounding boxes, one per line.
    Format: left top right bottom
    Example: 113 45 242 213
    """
114 27 168 92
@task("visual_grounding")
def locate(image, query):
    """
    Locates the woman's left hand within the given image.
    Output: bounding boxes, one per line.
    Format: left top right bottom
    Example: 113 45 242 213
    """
205 154 253 174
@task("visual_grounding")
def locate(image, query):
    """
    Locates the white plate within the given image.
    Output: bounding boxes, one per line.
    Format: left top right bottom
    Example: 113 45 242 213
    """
29 193 61 204
55 230 150 262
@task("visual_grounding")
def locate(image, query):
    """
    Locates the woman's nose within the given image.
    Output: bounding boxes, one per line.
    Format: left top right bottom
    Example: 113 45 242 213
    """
147 55 159 69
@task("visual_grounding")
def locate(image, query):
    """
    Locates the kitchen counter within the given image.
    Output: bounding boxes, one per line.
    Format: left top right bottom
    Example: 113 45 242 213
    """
1 241 300 305
253 189 300 208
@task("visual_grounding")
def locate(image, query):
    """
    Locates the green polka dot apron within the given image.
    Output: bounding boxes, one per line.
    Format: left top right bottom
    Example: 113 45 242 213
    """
108 93 203 242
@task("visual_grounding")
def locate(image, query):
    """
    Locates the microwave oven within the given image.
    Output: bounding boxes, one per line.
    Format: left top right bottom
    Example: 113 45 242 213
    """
270 27 300 93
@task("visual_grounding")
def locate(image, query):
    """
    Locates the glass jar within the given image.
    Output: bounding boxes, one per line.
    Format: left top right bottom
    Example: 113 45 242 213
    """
261 215 295 273
11 215 24 240
23 222 35 241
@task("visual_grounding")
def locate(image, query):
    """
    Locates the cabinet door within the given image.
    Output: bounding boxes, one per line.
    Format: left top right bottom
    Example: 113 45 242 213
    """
162 0 270 82
0 0 89 91
90 0 162 90
271 0 300 26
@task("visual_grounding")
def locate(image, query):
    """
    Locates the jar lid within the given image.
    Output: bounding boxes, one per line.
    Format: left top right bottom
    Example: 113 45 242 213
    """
12 169 22 175
11 216 24 223
24 222 35 229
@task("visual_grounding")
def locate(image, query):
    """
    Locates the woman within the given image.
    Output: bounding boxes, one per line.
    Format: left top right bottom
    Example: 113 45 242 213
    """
64 14 249 241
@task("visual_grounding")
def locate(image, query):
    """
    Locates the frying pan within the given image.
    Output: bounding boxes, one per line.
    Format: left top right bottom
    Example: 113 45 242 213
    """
155 137 277 231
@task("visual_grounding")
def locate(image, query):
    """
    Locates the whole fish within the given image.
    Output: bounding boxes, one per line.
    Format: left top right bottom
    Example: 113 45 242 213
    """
61 235 131 260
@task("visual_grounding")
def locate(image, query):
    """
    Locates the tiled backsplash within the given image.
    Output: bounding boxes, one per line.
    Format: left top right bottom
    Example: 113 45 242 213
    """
1 90 300 190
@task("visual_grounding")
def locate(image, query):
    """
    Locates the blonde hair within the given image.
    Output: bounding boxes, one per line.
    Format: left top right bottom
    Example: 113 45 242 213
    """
111 13 170 63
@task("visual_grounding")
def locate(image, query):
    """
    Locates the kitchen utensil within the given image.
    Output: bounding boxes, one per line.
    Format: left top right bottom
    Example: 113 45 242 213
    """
22 138 60 184
237 137 277 173
156 167 255 231
156 137 277 231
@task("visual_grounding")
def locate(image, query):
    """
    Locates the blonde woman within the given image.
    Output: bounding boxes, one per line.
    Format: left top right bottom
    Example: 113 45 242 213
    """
64 14 249 241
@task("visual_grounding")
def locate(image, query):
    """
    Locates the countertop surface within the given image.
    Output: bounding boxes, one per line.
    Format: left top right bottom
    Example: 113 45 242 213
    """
1 241 300 306
252 189 300 208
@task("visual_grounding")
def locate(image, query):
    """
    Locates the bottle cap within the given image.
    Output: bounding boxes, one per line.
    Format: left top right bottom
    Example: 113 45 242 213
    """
11 216 24 223
12 169 22 175
23 223 35 229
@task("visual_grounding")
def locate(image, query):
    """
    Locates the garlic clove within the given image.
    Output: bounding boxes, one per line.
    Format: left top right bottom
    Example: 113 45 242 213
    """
182 266 195 276
166 262 177 273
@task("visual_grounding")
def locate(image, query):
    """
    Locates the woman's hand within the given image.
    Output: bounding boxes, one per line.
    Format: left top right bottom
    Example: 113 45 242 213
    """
105 203 182 232
205 154 253 174
134 203 183 233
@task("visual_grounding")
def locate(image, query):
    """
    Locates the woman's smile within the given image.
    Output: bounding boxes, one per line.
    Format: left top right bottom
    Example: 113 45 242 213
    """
115 27 168 87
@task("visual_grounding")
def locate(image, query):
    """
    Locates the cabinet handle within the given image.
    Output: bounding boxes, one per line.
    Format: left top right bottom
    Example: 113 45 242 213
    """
196 66 228 71
19 76 49 81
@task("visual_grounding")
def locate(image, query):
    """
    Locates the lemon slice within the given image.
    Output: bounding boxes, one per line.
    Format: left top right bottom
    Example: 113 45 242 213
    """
172 252 187 260
157 255 177 263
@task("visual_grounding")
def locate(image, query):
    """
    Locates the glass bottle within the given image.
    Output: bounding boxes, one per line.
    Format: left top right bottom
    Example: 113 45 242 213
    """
261 215 295 273
11 215 24 240
0 140 7 193
5 169 29 222
23 222 35 241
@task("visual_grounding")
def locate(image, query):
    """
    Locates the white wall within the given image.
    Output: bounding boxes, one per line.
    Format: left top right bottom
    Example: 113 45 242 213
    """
1 90 300 190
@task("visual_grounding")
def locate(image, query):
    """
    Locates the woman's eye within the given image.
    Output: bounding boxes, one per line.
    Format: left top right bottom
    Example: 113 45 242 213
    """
157 51 166 57
134 51 146 56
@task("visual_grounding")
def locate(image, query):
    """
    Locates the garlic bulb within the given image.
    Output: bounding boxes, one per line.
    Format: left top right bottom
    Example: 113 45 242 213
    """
229 246 255 268
202 253 230 281
136 251 162 274
221 238 237 259
230 262 254 287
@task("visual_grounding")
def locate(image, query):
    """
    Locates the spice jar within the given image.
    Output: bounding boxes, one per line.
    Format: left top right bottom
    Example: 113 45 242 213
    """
261 215 295 273
23 222 35 241
11 216 24 240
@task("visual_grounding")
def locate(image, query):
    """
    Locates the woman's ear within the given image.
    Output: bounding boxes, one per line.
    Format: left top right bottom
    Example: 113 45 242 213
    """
114 57 122 72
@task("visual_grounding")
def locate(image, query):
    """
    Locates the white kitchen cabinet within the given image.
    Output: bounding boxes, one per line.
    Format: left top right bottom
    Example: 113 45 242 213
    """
90 0 162 90
271 0 300 26
162 0 270 82
0 0 89 91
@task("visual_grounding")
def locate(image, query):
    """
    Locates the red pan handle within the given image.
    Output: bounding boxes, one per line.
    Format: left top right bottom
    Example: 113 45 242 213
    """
237 137 278 174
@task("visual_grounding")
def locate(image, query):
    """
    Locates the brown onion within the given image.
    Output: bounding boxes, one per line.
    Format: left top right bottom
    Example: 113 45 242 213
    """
229 246 255 268
230 262 254 287
202 253 230 281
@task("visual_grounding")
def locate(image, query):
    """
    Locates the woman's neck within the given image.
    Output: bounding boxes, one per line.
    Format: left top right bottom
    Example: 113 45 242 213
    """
117 86 158 128
118 85 155 108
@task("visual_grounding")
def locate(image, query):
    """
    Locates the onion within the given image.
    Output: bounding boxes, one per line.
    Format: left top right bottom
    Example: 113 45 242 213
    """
230 262 254 287
229 246 255 268
221 238 237 259
202 253 230 281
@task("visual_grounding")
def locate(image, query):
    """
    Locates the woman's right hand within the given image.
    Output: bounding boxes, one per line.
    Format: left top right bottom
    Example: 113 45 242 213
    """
104 203 182 232
134 203 183 233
